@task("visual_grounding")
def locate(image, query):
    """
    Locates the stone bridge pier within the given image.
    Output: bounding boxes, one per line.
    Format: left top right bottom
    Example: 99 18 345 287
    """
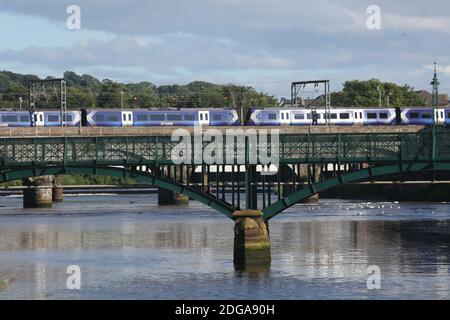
233 210 271 272
52 175 64 202
22 175 65 208
22 176 54 208
158 166 190 205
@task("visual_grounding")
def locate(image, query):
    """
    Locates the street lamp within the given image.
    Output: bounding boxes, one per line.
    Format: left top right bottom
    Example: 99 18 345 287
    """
386 92 392 107
120 90 124 109
18 96 23 110
431 62 439 124
376 86 382 107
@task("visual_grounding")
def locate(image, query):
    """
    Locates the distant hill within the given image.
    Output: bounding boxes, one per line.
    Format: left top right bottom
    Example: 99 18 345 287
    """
0 70 277 110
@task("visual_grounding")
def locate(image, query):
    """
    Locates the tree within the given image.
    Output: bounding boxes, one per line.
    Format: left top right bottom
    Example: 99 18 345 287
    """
332 79 426 107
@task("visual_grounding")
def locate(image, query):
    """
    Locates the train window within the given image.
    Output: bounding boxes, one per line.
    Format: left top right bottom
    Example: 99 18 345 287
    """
410 112 419 119
128 114 132 121
294 113 304 120
379 113 388 119
421 113 432 119
212 114 222 121
200 114 203 121
367 113 377 119
281 113 284 120
3 115 18 122
107 115 119 122
48 115 59 122
360 112 362 118
306 113 311 119
340 113 350 119
184 114 195 121
354 112 358 119
66 114 73 122
268 113 277 120
167 114 182 121
330 113 337 119
96 114 105 121
123 114 126 121
150 114 164 121
20 115 29 122
286 113 289 119
136 114 148 121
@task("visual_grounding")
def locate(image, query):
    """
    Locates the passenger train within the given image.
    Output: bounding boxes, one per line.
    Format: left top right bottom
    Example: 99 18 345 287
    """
248 107 449 125
0 107 448 127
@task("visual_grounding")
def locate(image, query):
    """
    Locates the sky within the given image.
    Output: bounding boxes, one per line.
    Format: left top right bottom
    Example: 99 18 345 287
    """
0 0 449 98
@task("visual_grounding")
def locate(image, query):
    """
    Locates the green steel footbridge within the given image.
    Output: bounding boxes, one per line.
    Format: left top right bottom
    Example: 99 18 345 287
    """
1 126 449 220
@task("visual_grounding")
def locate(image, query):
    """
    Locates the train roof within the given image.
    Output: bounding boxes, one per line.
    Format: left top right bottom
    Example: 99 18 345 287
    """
83 108 236 112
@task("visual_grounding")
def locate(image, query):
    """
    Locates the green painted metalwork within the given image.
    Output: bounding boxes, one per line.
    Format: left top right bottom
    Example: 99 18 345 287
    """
0 165 234 218
262 162 450 220
1 128 450 167
1 127 450 219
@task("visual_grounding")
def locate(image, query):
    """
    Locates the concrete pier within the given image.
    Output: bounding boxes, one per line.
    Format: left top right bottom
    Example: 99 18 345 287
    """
52 175 64 202
233 210 271 271
157 188 175 205
158 166 190 205
22 176 54 208
157 188 190 205
174 192 189 205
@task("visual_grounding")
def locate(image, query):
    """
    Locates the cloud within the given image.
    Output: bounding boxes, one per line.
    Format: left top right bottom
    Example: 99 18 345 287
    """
424 64 450 76
0 0 449 97
384 14 450 33
0 32 291 72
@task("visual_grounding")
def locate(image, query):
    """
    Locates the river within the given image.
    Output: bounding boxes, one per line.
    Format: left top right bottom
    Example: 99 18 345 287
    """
0 193 449 299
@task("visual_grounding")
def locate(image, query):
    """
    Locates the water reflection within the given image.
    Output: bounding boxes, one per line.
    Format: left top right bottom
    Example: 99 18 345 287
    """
0 195 449 299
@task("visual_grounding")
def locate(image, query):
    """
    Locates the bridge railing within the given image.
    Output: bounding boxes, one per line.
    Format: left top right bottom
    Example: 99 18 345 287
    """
0 128 449 169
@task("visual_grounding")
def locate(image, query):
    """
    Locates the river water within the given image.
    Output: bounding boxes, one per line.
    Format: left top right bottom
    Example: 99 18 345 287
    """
0 193 449 300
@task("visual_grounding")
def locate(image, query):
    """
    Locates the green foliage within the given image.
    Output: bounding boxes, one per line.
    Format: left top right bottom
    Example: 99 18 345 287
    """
0 70 276 110
60 175 135 185
331 79 426 107
0 175 135 187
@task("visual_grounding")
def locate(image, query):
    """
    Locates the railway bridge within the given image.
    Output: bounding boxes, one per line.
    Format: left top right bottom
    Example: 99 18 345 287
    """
1 125 449 267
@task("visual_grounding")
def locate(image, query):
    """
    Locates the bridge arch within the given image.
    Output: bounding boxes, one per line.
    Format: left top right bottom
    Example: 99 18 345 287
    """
263 162 450 220
0 165 235 219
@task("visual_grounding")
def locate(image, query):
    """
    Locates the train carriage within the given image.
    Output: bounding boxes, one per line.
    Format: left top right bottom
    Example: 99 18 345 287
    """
0 111 31 127
401 107 446 125
82 108 239 127
33 110 81 127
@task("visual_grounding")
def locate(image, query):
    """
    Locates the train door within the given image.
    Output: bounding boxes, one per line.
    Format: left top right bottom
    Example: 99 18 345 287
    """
316 110 325 125
199 111 210 126
121 111 133 126
33 112 45 127
354 110 364 125
280 110 290 125
435 108 445 124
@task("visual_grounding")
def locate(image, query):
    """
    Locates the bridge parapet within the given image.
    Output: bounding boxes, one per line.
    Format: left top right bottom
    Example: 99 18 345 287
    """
0 126 449 220
0 127 448 168
0 125 426 138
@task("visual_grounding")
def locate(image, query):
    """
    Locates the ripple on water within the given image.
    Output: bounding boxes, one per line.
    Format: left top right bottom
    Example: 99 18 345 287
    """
0 195 449 299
